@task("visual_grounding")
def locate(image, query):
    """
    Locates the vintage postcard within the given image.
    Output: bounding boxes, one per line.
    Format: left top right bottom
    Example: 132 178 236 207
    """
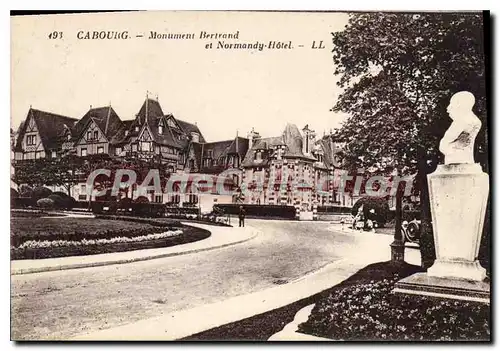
10 10 490 341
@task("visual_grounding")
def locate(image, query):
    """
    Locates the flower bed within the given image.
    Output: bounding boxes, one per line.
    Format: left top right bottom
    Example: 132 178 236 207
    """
298 261 490 341
10 216 210 260
17 229 183 249
184 261 490 341
10 217 175 247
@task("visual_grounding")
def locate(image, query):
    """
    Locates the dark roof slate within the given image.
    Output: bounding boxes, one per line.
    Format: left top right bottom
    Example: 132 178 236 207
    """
15 108 78 151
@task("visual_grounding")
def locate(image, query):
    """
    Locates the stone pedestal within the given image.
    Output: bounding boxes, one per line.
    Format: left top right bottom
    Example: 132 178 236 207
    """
393 273 490 304
426 163 489 281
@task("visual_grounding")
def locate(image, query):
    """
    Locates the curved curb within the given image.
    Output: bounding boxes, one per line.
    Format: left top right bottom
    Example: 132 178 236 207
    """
11 227 259 276
268 304 331 341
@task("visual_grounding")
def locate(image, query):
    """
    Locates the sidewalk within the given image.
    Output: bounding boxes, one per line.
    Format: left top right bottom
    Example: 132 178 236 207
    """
74 230 421 341
11 223 259 275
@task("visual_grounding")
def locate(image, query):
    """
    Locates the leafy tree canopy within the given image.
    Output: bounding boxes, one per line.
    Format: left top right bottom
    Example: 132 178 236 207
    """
332 12 487 179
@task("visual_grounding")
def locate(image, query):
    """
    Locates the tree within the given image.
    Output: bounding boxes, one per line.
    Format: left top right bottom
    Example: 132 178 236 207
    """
331 12 488 267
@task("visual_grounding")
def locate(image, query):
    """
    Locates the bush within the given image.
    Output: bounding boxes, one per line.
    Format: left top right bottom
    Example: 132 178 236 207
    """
351 196 390 227
51 192 76 210
135 196 150 203
32 186 52 202
36 197 54 209
11 188 19 208
18 184 33 198
47 194 65 209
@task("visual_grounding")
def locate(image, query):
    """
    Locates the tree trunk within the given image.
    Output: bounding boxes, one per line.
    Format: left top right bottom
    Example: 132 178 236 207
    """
417 160 436 269
390 175 405 263
394 186 403 241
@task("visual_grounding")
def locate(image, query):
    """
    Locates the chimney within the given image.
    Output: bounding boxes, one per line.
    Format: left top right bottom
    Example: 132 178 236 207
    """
302 125 315 155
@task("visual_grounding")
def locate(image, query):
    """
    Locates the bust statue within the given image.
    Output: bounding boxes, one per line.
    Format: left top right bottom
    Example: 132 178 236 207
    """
439 91 482 164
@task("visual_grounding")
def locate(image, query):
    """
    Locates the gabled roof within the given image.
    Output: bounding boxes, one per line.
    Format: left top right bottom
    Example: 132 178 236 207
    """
316 134 344 168
73 106 123 142
110 120 134 145
242 123 315 167
176 119 206 143
119 98 190 149
15 108 78 151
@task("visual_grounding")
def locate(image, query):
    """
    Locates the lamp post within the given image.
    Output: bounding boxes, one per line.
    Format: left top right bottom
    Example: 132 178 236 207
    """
390 170 405 263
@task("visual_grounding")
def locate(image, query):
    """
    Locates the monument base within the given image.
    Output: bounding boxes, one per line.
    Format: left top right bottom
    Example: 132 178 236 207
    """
393 272 490 304
428 259 486 281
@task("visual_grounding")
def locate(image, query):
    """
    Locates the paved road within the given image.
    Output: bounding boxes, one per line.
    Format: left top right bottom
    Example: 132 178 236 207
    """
11 220 372 340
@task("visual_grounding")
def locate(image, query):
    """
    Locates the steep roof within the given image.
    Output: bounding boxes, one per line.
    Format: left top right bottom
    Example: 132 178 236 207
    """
120 99 191 149
73 106 123 142
15 108 78 151
110 120 134 145
177 119 206 143
242 123 315 167
316 134 344 168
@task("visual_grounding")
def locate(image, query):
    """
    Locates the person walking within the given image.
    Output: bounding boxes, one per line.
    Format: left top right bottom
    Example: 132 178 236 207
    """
238 206 246 227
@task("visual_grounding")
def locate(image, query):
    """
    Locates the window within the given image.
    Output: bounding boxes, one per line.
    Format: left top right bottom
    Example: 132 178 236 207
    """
81 148 87 157
26 135 36 145
178 152 184 164
97 146 104 154
207 150 213 158
158 125 163 135
141 142 151 152
255 151 262 161
154 194 163 203
189 159 195 169
172 194 180 203
191 132 200 143
87 131 92 140
125 130 129 136
81 184 86 192
155 145 160 154
94 131 99 140
115 147 122 156
189 194 198 204
135 126 139 132
51 151 57 158
132 144 137 152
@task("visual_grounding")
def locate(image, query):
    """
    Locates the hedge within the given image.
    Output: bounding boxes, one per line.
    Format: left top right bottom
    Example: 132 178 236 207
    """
317 205 352 214
91 201 166 218
214 204 296 219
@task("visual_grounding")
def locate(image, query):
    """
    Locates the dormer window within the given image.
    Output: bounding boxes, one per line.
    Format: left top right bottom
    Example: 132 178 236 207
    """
135 126 139 132
67 134 71 141
207 150 213 159
158 120 164 135
255 150 262 161
125 130 129 136
191 132 200 143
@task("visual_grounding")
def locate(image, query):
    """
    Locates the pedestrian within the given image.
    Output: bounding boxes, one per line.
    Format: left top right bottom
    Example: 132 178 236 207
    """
238 206 246 227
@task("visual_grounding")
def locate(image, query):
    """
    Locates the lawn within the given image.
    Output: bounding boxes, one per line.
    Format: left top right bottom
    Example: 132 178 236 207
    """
10 217 210 260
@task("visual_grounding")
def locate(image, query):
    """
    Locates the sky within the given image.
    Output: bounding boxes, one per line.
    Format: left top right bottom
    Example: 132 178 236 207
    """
11 11 350 142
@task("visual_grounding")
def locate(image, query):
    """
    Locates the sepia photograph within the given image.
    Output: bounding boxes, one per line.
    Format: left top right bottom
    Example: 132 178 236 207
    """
10 10 490 341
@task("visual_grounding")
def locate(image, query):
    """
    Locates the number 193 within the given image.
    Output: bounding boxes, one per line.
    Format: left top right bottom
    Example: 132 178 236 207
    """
48 31 63 39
